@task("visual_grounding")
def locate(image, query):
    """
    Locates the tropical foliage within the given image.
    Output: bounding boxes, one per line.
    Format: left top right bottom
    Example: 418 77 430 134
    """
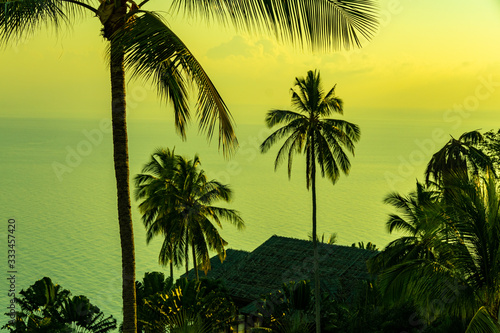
135 148 245 280
480 129 500 174
260 69 361 332
256 280 315 333
425 130 494 187
308 232 338 244
135 274 236 332
351 241 378 251
371 130 500 332
2 277 117 333
135 272 173 332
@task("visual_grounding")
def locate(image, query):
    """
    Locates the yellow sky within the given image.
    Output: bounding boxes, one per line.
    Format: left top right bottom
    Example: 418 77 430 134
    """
1 0 500 128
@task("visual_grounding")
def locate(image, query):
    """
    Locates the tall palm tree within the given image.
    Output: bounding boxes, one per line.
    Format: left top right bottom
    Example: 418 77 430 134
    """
135 148 245 281
1 1 377 331
260 69 361 333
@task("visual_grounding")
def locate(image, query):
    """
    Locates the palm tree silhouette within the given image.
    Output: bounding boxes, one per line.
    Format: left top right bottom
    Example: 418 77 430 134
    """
135 148 244 281
1 1 377 330
260 69 360 333
426 130 494 187
134 148 181 279
135 271 173 332
369 181 444 273
2 277 117 332
374 175 500 329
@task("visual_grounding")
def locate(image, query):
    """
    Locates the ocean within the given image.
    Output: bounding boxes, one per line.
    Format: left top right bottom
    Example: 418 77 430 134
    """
0 112 496 326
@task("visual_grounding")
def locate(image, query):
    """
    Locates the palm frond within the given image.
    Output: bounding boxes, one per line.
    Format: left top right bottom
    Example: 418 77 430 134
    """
460 130 485 146
321 85 343 114
265 109 306 128
378 258 476 320
112 11 237 155
271 127 304 175
198 180 233 203
171 0 378 51
378 174 500 325
465 307 500 333
385 214 415 234
290 84 310 113
0 0 96 44
318 127 351 174
314 130 341 183
155 60 190 139
260 117 306 153
321 118 361 146
209 206 245 230
425 131 494 186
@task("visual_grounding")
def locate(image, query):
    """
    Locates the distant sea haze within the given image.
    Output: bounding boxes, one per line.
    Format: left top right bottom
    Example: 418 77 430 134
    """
0 113 494 324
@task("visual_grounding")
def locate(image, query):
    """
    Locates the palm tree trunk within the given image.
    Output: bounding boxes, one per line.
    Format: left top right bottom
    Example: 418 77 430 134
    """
185 228 189 276
311 141 321 333
192 242 199 281
170 261 174 280
110 38 137 333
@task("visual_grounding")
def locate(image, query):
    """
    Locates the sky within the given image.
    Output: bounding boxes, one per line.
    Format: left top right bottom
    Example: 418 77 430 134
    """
2 0 500 129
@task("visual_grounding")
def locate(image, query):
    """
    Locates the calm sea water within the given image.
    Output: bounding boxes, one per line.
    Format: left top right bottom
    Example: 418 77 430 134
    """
0 113 496 326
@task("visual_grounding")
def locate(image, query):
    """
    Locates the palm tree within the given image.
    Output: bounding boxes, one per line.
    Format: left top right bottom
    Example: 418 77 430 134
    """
426 130 494 187
259 280 315 333
260 69 361 333
308 232 337 244
133 148 181 279
425 130 495 243
374 174 500 327
135 148 245 281
142 278 236 332
351 241 378 251
480 129 500 174
368 181 444 272
1 1 377 331
135 272 173 332
2 277 117 332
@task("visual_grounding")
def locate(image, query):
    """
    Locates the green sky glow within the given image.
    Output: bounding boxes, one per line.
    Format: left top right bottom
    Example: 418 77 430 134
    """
1 0 500 128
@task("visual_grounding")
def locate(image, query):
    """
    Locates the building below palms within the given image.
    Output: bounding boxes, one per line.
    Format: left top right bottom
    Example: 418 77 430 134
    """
184 235 378 330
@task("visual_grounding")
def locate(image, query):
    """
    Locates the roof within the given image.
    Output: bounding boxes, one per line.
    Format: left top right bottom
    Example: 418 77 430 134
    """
185 235 377 307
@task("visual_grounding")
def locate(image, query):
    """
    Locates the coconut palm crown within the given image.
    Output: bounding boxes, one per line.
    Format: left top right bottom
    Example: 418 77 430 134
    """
261 70 360 187
134 148 245 281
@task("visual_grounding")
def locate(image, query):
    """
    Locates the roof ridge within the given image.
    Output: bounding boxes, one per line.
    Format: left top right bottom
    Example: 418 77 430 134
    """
265 234 378 252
